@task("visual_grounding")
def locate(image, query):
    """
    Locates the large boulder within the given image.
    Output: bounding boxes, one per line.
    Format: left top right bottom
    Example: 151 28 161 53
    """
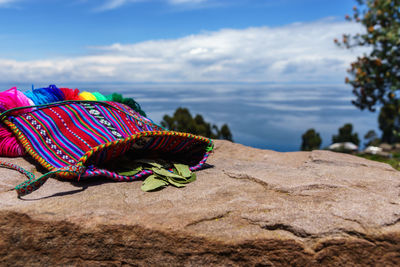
0 140 399 266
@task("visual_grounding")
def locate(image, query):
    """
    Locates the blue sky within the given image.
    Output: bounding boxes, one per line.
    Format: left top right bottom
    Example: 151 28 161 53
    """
0 0 362 83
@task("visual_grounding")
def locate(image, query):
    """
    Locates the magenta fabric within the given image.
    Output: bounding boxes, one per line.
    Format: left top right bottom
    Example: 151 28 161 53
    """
0 87 33 156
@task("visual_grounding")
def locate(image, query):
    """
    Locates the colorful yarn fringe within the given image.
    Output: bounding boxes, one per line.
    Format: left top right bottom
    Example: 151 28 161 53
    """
24 85 65 105
59 88 83 101
0 87 33 112
0 84 146 157
79 91 97 101
0 127 25 156
0 87 33 157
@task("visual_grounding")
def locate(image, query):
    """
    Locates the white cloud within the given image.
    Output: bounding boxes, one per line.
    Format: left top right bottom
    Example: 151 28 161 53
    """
0 0 209 10
99 0 128 10
94 0 208 11
0 19 365 83
168 0 207 4
0 0 19 6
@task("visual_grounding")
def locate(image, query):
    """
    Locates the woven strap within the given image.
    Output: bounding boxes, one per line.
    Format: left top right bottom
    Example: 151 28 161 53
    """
0 161 35 180
0 160 85 197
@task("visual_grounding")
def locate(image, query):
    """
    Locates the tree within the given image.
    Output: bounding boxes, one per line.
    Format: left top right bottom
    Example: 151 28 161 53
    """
364 129 381 146
219 124 233 141
332 123 360 146
301 129 322 151
335 0 400 111
161 107 233 141
378 103 400 143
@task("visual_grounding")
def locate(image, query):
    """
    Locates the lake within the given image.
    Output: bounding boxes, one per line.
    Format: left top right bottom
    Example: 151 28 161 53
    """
0 82 379 152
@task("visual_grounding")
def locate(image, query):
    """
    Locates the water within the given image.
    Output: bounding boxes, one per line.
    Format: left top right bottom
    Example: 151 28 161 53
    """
0 82 379 152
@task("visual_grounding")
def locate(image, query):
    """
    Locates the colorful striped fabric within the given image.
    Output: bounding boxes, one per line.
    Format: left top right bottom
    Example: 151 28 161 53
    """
2 101 213 196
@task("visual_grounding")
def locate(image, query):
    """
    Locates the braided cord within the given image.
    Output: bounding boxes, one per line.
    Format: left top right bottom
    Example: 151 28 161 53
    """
0 160 86 197
0 160 34 180
14 164 86 197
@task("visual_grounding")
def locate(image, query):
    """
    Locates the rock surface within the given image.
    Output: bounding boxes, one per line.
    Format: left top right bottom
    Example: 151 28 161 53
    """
1 140 400 266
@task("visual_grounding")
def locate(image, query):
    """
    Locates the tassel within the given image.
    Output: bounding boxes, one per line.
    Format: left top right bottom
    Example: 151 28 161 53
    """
0 127 25 156
0 87 32 112
79 91 97 101
60 87 83 101
106 93 146 117
24 85 65 105
92 92 107 101
0 87 33 157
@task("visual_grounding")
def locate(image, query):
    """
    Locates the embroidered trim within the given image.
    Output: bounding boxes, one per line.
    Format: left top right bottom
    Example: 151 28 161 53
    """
24 114 76 164
81 102 123 139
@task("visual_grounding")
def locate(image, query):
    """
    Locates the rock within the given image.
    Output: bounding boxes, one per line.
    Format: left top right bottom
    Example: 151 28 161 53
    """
364 145 383 155
1 140 400 266
379 143 393 152
328 142 358 151
392 143 400 153
376 151 392 157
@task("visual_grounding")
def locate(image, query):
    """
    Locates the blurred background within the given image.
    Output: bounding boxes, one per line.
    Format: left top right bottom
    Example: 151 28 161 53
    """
0 0 397 161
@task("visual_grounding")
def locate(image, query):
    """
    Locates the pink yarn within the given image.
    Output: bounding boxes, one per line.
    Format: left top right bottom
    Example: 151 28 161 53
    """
0 127 24 156
0 87 31 157
0 87 32 112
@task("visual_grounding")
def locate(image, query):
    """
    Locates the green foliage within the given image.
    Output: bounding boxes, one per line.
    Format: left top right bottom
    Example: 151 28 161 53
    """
220 124 233 141
357 153 400 170
106 93 146 117
364 129 381 146
108 158 197 192
332 123 360 146
161 107 233 141
378 102 400 143
301 128 322 151
140 161 197 191
335 0 400 111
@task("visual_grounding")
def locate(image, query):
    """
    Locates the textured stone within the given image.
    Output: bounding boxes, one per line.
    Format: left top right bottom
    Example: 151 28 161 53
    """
1 140 400 266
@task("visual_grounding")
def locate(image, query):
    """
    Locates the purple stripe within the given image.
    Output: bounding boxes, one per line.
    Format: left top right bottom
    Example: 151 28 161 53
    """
146 136 164 150
58 104 111 144
171 138 190 153
57 105 105 145
96 105 131 136
72 104 116 143
13 117 65 168
32 110 84 158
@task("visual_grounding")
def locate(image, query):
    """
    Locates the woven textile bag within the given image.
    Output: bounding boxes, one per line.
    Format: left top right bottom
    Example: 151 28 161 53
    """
0 100 213 196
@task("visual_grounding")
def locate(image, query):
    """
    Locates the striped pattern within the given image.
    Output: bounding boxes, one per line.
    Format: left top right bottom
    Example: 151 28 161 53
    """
4 101 213 196
10 102 161 169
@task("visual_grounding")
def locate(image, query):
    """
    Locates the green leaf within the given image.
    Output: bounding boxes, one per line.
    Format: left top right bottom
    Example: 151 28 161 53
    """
166 177 186 188
118 166 143 176
152 167 187 181
141 175 168 192
173 172 196 184
187 172 197 183
173 163 191 178
135 159 163 169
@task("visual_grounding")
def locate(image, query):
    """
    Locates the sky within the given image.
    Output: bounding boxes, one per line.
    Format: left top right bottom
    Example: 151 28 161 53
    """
0 0 364 84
